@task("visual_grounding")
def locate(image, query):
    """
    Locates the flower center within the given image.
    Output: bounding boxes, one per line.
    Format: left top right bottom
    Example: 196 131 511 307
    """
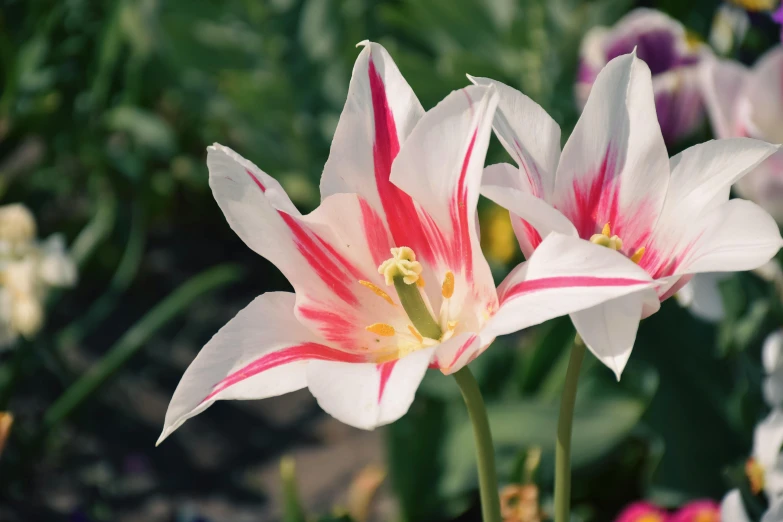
746 457 765 494
589 223 645 264
358 247 461 361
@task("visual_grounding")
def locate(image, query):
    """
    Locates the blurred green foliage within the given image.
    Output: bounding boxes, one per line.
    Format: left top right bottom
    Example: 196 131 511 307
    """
1 0 782 521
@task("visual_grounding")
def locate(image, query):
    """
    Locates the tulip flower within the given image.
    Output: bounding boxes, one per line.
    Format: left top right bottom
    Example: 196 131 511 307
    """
471 51 782 380
614 501 667 522
577 8 711 145
157 42 655 446
701 46 783 223
721 489 783 522
670 500 719 522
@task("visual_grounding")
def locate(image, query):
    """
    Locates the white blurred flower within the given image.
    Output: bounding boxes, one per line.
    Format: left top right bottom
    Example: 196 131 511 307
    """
721 489 783 522
764 331 783 408
38 235 77 288
0 204 77 348
674 273 730 322
0 204 36 246
710 4 750 55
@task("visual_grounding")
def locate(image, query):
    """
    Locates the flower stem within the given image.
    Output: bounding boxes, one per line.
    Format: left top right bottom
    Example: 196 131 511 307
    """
453 365 501 522
554 336 586 522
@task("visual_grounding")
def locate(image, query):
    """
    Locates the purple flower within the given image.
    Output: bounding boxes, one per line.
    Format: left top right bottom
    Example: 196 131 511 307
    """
577 8 712 145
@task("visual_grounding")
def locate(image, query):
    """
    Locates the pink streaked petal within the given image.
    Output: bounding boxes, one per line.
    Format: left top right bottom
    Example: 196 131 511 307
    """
159 292 326 445
204 342 366 404
432 333 482 374
389 85 500 319
209 145 375 311
377 360 397 404
320 41 424 218
555 52 670 250
483 234 655 340
306 346 436 430
468 75 561 199
482 167 577 259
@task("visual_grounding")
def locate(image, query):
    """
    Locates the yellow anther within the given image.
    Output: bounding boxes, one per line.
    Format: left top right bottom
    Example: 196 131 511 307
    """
441 271 455 299
408 325 423 343
358 280 395 306
447 320 458 331
590 223 623 251
365 323 396 337
378 247 423 286
746 457 765 495
630 246 646 264
416 275 425 288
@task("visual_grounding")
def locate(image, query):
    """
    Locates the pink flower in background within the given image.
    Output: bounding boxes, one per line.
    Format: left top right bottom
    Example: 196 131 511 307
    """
157 42 656 443
577 8 711 145
773 7 783 42
670 500 719 522
472 50 782 379
615 501 668 522
701 46 783 222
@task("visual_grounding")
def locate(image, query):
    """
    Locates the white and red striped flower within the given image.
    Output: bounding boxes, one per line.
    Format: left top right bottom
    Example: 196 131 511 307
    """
701 45 783 223
158 42 658 443
472 50 782 379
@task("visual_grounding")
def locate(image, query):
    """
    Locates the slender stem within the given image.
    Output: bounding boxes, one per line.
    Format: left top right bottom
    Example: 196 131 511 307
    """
453 366 501 522
554 337 586 522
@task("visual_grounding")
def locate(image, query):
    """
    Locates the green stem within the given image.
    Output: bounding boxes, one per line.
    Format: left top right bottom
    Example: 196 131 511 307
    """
453 366 501 522
393 277 441 340
554 337 586 522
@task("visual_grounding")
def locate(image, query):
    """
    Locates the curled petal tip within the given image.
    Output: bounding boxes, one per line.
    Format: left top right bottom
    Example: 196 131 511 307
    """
356 39 371 48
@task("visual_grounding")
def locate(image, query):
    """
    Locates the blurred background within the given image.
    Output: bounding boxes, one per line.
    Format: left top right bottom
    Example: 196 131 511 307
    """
0 0 782 521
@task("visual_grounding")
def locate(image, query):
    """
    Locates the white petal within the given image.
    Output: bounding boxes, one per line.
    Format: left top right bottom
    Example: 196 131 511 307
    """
753 409 783 472
763 495 783 522
209 145 406 350
467 75 561 198
388 85 500 314
677 273 727 323
742 46 783 144
734 151 783 225
38 234 77 288
664 138 778 221
432 332 483 374
699 57 747 139
320 41 424 215
764 330 783 375
720 490 751 522
483 234 655 340
570 289 659 380
482 164 577 258
673 199 783 276
555 52 669 251
306 346 435 430
764 372 783 408
158 292 353 445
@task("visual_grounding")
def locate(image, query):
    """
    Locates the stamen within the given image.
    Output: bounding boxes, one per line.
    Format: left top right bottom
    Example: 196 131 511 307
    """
378 247 423 286
590 223 623 251
365 323 396 337
416 275 425 288
441 271 455 298
408 325 424 343
447 320 458 331
746 457 765 495
358 280 395 306
630 247 646 264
